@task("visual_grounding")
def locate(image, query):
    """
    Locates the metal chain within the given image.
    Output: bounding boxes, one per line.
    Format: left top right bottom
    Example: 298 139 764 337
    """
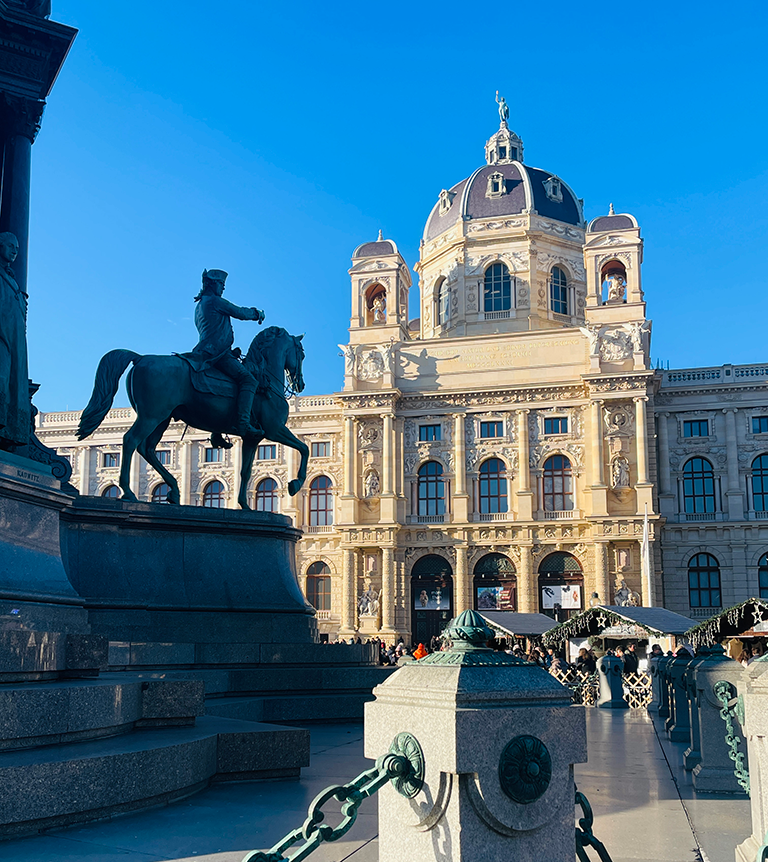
713 680 750 794
575 787 614 862
241 750 416 862
756 830 768 862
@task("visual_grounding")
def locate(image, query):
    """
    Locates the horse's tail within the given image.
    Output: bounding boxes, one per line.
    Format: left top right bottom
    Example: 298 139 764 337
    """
77 349 141 439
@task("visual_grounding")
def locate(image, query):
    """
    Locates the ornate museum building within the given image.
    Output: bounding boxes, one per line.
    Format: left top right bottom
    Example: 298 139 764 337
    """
37 115 768 643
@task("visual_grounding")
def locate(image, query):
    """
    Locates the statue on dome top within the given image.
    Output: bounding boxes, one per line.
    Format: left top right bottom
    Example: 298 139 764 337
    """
495 91 509 125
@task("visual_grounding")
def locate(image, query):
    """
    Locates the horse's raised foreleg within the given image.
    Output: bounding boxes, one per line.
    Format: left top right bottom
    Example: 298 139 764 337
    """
238 437 260 509
119 415 161 501
268 426 309 496
137 418 180 504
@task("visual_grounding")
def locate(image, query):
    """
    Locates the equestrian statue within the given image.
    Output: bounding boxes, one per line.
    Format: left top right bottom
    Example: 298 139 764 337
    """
77 268 309 509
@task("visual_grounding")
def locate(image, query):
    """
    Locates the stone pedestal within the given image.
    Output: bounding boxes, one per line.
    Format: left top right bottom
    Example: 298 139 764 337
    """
656 653 672 718
683 657 703 770
667 656 694 743
596 655 628 709
365 610 587 862
735 656 768 862
691 645 747 794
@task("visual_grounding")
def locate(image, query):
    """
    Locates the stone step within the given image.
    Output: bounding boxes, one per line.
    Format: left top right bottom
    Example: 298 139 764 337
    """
0 715 309 838
0 673 204 751
205 690 379 723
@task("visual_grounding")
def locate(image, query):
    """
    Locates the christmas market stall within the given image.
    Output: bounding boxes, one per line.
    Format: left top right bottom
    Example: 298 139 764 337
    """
685 598 768 659
477 611 556 651
542 605 695 666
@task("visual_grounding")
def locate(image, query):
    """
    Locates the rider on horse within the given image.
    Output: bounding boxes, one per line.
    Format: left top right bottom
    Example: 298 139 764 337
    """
192 268 265 438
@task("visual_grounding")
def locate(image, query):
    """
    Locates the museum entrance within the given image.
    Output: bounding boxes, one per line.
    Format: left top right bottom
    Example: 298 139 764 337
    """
411 555 453 645
538 551 584 623
473 552 517 611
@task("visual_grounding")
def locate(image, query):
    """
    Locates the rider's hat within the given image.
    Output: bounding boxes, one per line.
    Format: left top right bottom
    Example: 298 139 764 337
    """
202 268 228 282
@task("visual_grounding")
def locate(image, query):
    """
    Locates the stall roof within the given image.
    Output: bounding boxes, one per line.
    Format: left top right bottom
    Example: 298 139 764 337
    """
542 605 695 647
478 611 557 637
686 598 768 650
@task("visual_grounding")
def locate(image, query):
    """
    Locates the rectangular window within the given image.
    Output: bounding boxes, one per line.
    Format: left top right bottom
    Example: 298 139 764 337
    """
157 450 171 466
753 416 768 434
258 444 277 460
311 441 329 458
204 447 222 463
683 420 709 438
544 417 568 435
102 452 119 468
419 424 441 442
498 146 507 159
479 421 503 438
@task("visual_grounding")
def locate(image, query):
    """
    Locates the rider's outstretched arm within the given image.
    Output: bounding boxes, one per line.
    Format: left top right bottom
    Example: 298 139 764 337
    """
213 296 263 322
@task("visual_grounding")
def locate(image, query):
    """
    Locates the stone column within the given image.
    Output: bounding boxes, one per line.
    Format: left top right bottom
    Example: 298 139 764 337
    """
79 446 91 496
518 543 535 612
381 413 396 522
723 408 745 520
341 416 357 524
179 441 192 505
339 546 358 637
590 400 607 516
634 396 653 513
453 413 468 521
455 544 470 614
381 546 395 634
593 540 610 606
516 409 533 520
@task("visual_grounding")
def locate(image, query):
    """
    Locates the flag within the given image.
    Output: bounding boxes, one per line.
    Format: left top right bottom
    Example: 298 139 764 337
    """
641 504 653 607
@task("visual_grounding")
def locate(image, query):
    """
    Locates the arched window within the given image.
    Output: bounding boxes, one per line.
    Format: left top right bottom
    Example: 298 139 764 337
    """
601 260 627 304
435 277 449 326
688 553 721 609
473 553 516 611
549 266 568 315
366 284 386 326
483 263 512 314
202 480 226 508
101 484 120 498
417 461 445 519
479 458 507 514
255 477 278 512
682 458 715 514
151 483 171 504
411 554 453 645
752 455 768 512
543 455 573 511
309 475 333 526
306 561 331 611
759 553 768 600
538 552 583 621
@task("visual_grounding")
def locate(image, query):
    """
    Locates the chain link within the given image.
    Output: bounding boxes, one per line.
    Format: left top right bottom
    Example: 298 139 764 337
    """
575 787 614 862
713 680 750 795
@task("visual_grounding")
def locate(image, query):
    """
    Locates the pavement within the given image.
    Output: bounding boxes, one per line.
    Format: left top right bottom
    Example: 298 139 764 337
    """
0 710 751 862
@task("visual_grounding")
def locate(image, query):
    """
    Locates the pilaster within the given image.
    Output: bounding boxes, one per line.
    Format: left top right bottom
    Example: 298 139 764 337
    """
723 408 745 520
455 544 470 614
589 399 608 516
452 413 469 522
634 396 653 513
517 543 535 612
516 409 534 520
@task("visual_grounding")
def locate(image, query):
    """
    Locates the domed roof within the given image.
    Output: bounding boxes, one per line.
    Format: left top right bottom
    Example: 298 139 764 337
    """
424 161 583 242
353 233 399 258
588 211 638 232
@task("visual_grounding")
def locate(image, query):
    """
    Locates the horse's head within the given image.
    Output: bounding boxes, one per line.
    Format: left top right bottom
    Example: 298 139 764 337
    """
244 327 305 396
286 333 305 394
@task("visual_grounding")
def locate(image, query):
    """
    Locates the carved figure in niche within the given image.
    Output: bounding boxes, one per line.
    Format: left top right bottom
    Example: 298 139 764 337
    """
616 548 630 571
0 232 30 449
358 579 380 617
364 470 380 498
614 577 640 607
606 273 626 302
611 456 630 489
495 90 509 124
372 294 386 323
627 320 651 354
366 554 378 574
339 344 356 376
381 341 396 374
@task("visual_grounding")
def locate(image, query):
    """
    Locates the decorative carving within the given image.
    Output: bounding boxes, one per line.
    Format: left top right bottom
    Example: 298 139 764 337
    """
364 469 380 498
599 329 632 362
358 349 384 381
499 735 552 804
611 455 630 489
358 422 381 449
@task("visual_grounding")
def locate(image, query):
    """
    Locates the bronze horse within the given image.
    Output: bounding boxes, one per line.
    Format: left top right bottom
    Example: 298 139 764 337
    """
78 326 309 509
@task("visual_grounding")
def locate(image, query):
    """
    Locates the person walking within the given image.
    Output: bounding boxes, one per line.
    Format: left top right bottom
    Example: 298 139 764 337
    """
623 643 640 674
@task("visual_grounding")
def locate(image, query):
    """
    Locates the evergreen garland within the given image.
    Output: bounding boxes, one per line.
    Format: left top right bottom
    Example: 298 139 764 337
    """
685 598 768 650
541 607 665 648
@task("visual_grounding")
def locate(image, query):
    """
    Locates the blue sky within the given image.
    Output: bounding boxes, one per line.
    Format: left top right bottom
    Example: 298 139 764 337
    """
26 1 768 410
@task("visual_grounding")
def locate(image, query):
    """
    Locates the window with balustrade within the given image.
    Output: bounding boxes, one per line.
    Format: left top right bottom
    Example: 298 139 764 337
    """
254 477 278 512
543 455 573 511
417 461 445 518
306 561 331 611
682 457 715 514
202 480 226 508
309 475 333 526
478 458 507 514
752 455 768 512
549 266 568 315
760 554 768 599
151 483 170 503
483 263 512 314
688 553 721 609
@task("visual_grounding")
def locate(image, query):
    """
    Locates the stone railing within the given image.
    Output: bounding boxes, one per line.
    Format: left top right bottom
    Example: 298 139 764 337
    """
663 363 768 388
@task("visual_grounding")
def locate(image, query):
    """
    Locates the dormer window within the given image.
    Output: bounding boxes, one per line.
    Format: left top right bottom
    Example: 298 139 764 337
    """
486 171 505 198
544 176 563 202
438 189 455 215
498 146 507 160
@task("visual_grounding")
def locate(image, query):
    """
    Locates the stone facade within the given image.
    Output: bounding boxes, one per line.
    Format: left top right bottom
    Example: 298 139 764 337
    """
36 118 768 643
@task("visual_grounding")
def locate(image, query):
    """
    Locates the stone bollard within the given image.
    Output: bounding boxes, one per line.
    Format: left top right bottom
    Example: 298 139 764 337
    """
683 656 703 771
649 655 663 712
691 644 747 794
663 657 677 734
735 655 768 862
667 656 694 743
656 652 673 718
365 611 588 862
596 655 628 709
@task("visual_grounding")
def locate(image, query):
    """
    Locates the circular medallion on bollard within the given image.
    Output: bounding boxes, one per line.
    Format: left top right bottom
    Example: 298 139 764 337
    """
499 735 552 804
388 732 425 798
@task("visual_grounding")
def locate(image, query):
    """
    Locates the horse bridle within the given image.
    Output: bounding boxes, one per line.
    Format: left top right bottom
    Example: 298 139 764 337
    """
261 336 303 399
